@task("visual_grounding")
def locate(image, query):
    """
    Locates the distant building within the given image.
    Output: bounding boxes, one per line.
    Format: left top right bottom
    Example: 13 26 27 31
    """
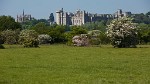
17 10 32 23
56 8 132 26
56 8 90 26
114 9 132 18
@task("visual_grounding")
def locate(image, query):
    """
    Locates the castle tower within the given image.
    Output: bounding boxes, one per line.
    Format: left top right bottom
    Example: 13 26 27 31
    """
56 10 61 25
56 8 64 25
82 10 86 25
117 9 123 18
23 10 25 22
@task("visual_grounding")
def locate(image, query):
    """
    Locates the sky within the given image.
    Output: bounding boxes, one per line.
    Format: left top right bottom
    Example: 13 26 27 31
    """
0 0 150 19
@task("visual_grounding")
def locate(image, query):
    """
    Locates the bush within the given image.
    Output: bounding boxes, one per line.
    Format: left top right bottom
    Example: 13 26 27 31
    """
0 34 4 49
88 30 101 45
72 34 89 46
89 38 101 45
38 34 52 44
0 44 4 49
107 17 138 48
1 29 20 44
19 29 39 47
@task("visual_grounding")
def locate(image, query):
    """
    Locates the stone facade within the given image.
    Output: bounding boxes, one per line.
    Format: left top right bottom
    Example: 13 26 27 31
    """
114 9 132 18
56 8 90 26
17 10 32 23
56 8 132 26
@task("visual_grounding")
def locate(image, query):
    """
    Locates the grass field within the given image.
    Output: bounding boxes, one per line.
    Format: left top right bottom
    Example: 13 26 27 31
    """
0 45 150 84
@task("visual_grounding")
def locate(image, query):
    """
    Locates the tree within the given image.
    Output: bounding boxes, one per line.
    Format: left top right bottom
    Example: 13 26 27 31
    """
0 16 21 31
107 17 138 48
48 13 54 24
132 12 150 24
31 22 49 34
48 25 66 43
19 29 39 47
82 21 107 32
65 26 87 45
137 23 150 44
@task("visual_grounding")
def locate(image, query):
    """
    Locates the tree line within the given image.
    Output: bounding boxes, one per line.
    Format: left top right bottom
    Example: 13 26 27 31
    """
0 11 150 48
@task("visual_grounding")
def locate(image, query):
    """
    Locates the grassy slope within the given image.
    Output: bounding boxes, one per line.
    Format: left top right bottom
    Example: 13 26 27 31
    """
0 45 150 84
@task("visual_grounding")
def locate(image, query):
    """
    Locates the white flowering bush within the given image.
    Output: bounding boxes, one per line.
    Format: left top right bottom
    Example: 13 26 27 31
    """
38 34 52 44
106 17 138 48
19 29 39 47
1 30 19 44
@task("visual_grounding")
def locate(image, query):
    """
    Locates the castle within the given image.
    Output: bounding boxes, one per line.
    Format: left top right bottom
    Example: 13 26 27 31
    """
16 9 132 26
17 10 32 23
56 8 132 26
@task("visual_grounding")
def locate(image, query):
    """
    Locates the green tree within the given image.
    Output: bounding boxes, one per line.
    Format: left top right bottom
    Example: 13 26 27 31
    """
65 26 87 45
107 17 138 48
70 26 87 35
137 23 150 44
31 22 49 34
83 21 107 32
132 12 150 24
48 25 66 43
0 16 21 31
48 13 54 23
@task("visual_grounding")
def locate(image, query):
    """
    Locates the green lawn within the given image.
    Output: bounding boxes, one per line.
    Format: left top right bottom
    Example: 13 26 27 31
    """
0 45 150 84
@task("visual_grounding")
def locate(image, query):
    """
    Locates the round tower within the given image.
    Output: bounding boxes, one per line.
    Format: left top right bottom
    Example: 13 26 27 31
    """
56 10 61 25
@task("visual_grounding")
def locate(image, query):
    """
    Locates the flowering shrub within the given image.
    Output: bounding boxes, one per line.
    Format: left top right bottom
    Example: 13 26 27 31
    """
106 17 138 48
19 29 39 47
72 34 89 46
38 34 52 44
1 30 19 44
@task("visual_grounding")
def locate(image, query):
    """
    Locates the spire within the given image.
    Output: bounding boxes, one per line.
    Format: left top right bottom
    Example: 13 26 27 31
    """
23 9 25 22
23 9 25 16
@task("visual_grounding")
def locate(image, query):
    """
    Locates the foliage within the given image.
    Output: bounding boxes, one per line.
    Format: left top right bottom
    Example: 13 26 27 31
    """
88 30 101 45
0 16 21 31
65 26 87 45
48 25 66 43
0 44 4 49
0 35 4 49
48 13 54 23
19 29 39 47
1 29 20 44
88 30 110 45
137 23 150 44
31 22 49 34
107 17 138 48
82 21 107 32
132 12 150 24
22 18 50 29
38 34 52 44
70 26 87 35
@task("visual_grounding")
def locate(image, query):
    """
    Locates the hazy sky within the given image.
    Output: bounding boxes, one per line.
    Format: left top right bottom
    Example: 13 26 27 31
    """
0 0 150 19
